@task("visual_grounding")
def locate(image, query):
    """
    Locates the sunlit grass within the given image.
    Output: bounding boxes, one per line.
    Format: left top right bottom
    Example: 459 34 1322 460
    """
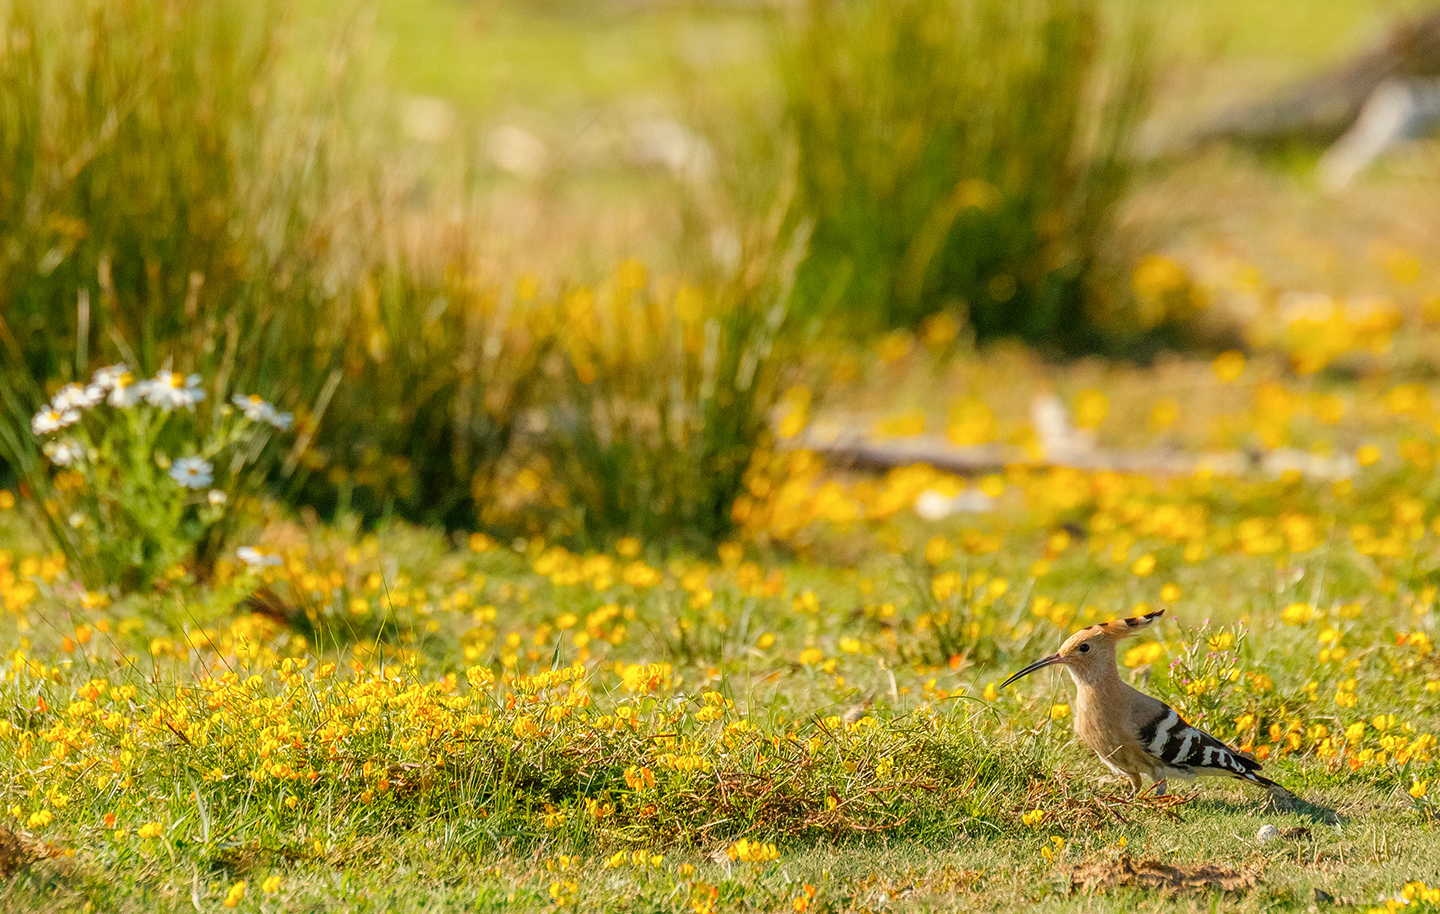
6 342 1440 908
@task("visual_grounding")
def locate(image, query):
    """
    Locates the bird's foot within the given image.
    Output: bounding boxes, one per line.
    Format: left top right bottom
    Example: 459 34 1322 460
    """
1099 775 1136 795
1153 779 1168 797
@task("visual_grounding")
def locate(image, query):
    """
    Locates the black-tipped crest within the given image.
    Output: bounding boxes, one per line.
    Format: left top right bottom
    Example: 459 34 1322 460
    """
1070 608 1165 648
1102 608 1165 637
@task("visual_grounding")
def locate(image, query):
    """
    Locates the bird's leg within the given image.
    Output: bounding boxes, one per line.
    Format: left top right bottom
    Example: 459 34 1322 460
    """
1153 779 1167 797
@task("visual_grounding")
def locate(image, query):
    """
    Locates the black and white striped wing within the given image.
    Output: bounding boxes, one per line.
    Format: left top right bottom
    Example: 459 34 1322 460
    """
1136 705 1267 782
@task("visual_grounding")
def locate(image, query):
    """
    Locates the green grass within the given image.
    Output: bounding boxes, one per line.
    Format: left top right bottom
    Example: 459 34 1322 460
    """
8 808 1437 912
5 407 1440 910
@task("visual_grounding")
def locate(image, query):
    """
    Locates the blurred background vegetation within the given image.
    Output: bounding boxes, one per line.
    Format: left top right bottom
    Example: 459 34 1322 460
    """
2 0 1438 557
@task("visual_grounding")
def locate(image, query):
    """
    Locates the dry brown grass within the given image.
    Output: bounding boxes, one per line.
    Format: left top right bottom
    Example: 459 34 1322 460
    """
1070 853 1258 895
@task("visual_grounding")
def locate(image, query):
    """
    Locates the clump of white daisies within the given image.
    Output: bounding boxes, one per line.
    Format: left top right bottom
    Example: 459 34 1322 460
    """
27 364 293 590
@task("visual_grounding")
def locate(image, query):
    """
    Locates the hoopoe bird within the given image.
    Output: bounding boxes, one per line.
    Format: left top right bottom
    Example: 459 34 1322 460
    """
1001 609 1294 802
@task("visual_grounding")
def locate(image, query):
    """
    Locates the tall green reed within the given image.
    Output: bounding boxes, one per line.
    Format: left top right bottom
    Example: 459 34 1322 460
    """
543 240 804 548
289 211 557 531
781 0 1150 348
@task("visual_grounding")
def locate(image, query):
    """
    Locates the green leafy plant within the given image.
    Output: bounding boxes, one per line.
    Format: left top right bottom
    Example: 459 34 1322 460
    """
24 363 292 590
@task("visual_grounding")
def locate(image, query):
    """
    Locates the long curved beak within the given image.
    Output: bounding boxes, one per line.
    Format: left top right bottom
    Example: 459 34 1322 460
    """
1000 653 1065 688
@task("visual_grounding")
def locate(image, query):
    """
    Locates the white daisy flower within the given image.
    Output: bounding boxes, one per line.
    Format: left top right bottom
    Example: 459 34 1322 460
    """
104 371 144 408
89 364 130 391
236 546 282 569
88 364 142 408
143 371 205 411
169 456 214 489
232 393 272 421
42 439 84 466
52 382 103 411
32 407 80 435
232 393 294 431
207 489 228 507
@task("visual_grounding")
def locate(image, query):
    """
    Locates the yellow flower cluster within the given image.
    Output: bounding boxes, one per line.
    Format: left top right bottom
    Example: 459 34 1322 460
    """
0 551 64 615
1369 881 1440 914
605 848 665 869
725 838 779 863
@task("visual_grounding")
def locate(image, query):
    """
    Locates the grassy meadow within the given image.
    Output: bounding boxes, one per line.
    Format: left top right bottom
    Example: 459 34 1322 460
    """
5 0 1440 912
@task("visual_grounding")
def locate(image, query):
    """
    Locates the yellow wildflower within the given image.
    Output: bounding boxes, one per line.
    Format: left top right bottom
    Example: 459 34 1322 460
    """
223 881 245 908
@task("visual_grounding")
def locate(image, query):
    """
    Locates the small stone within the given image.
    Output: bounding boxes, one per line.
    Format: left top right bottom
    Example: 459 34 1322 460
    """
1256 824 1282 844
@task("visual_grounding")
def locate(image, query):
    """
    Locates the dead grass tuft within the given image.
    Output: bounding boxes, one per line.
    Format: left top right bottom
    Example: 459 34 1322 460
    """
0 827 64 879
0 828 23 879
1016 778 1194 830
1071 853 1258 895
849 865 985 905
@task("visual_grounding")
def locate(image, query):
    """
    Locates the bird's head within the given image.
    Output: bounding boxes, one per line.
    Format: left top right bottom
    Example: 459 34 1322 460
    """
1000 609 1165 688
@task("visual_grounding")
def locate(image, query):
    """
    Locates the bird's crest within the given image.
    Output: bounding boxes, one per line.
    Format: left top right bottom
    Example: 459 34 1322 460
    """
1099 608 1164 638
1063 609 1164 651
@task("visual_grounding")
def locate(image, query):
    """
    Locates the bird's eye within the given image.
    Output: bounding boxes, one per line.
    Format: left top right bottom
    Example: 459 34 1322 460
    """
1078 643 1091 653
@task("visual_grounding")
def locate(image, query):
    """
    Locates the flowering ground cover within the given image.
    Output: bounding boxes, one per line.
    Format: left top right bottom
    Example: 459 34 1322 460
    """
5 1 1440 911
5 336 1440 912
